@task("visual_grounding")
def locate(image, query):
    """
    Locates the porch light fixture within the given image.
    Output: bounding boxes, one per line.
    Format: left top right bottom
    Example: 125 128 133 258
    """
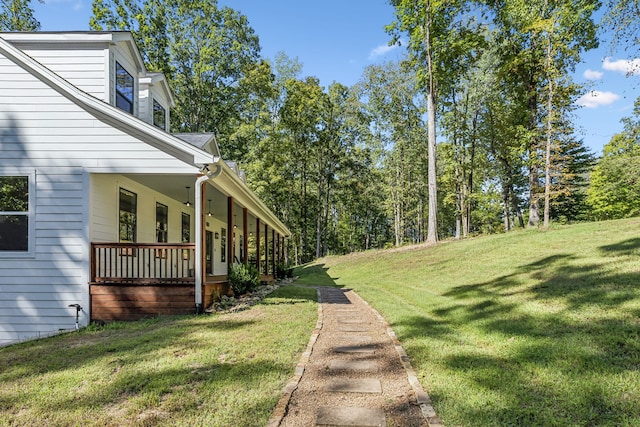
207 199 213 217
184 186 191 207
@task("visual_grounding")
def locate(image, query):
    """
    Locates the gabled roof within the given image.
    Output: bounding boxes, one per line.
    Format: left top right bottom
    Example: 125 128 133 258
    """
0 33 212 167
140 72 175 107
174 133 221 158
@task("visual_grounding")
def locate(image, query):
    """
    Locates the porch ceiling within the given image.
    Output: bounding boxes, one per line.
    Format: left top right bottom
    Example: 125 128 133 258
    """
123 174 250 227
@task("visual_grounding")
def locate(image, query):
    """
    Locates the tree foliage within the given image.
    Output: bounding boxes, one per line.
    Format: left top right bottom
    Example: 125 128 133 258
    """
588 98 640 219
77 0 632 260
0 0 41 31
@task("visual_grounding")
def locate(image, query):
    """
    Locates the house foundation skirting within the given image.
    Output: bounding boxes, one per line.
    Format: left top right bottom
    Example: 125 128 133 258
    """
90 283 195 322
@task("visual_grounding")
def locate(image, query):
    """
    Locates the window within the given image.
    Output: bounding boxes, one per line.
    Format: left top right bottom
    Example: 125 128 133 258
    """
181 212 190 243
153 99 166 130
0 176 29 252
119 188 137 243
156 202 168 243
115 62 134 114
220 227 226 262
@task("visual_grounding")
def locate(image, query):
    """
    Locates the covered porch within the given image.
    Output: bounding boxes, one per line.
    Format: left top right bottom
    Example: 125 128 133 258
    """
88 161 290 322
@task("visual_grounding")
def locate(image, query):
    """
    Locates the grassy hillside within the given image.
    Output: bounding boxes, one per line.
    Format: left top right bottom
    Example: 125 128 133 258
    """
297 218 640 426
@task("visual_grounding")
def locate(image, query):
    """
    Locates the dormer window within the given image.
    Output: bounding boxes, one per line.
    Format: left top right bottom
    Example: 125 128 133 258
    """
115 62 134 114
153 99 167 130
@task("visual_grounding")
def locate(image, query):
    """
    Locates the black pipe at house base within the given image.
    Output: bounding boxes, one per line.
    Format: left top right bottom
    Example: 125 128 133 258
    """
195 303 203 314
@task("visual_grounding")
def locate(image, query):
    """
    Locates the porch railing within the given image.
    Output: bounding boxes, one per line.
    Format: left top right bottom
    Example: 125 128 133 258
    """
90 243 196 285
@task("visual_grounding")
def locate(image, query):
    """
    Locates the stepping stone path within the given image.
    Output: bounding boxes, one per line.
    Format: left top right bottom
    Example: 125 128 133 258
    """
271 286 440 427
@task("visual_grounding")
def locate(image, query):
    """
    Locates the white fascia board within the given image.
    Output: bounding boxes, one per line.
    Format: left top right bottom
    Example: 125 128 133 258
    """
0 32 117 44
0 35 212 167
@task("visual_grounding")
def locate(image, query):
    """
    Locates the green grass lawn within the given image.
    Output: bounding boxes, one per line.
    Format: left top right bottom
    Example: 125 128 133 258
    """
0 286 317 427
298 218 640 426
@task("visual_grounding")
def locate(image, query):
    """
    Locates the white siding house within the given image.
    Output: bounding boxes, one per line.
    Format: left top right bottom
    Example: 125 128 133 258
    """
0 32 290 347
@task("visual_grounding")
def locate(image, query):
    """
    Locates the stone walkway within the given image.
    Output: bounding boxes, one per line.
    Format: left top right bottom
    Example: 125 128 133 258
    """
267 286 443 427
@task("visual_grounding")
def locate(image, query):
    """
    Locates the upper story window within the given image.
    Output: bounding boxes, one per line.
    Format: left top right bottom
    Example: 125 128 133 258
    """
115 62 134 114
0 176 30 252
153 99 167 130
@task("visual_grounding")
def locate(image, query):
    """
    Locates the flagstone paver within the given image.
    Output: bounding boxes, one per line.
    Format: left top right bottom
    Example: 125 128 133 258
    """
270 286 439 427
328 359 379 372
316 407 386 427
334 335 372 343
338 325 369 332
333 344 377 354
325 378 383 393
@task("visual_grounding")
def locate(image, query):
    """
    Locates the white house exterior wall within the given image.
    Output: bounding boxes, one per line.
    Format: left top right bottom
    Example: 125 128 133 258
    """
0 50 197 346
10 45 108 101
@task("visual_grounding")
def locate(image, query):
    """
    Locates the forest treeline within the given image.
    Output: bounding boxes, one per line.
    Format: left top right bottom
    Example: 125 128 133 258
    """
2 0 639 264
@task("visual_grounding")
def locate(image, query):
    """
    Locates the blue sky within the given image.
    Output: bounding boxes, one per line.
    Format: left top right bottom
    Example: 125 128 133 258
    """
31 0 640 155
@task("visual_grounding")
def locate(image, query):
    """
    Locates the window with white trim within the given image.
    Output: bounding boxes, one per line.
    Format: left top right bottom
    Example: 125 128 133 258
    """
153 99 167 130
0 176 29 252
115 62 134 114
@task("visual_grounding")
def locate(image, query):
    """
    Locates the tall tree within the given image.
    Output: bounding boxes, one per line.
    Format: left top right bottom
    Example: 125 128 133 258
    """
0 0 41 31
488 0 599 227
360 61 428 246
387 0 465 244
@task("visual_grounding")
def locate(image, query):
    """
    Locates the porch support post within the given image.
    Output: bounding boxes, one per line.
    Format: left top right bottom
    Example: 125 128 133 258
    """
227 197 234 271
264 223 269 275
271 229 276 275
280 235 284 263
194 174 209 314
255 217 261 273
242 208 248 265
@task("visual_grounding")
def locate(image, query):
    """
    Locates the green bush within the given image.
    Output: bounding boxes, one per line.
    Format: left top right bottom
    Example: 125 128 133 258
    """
228 263 260 295
276 262 295 279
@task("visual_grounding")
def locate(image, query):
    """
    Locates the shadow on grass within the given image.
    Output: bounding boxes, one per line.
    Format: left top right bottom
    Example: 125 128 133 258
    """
599 237 640 256
391 237 640 425
293 263 341 287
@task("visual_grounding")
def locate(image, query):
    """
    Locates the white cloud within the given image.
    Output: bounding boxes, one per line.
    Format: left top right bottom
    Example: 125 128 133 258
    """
583 69 603 80
602 57 640 75
368 40 403 60
575 90 621 108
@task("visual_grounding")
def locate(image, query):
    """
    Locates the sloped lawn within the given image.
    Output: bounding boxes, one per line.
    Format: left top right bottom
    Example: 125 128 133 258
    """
300 218 640 426
0 285 317 427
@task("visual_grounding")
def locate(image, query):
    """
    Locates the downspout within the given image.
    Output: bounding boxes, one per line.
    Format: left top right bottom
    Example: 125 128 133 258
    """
194 159 222 313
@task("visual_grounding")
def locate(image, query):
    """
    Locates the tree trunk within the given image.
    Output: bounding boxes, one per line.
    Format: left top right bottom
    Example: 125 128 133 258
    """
543 35 554 229
527 80 540 227
425 7 438 244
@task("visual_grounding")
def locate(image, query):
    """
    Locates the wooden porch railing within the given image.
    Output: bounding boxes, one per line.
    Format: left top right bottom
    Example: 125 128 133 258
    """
90 243 196 285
